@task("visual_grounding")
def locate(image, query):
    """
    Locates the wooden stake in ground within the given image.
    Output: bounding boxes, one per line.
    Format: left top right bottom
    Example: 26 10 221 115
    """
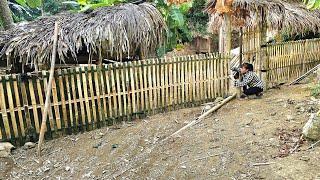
37 22 60 156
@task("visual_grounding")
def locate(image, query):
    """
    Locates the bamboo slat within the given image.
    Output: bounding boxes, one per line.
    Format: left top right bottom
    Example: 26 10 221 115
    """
21 79 34 134
88 66 97 126
180 57 189 107
169 58 174 108
13 74 25 136
177 57 181 106
120 63 127 117
110 64 118 119
76 67 86 127
28 78 40 133
51 77 61 130
36 76 46 133
129 62 136 115
164 57 169 109
0 76 11 138
105 65 113 119
152 59 158 111
133 61 140 114
137 61 145 113
94 66 103 125
58 70 68 129
63 69 73 128
160 58 165 109
155 59 161 111
43 71 55 131
173 57 178 108
99 65 107 122
123 63 130 118
81 66 92 127
70 68 79 128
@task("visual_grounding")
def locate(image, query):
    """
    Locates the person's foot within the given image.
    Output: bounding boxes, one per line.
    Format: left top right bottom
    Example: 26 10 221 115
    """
240 94 248 99
254 92 263 99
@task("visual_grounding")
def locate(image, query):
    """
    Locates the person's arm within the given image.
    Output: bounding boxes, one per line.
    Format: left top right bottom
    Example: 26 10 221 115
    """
234 72 254 87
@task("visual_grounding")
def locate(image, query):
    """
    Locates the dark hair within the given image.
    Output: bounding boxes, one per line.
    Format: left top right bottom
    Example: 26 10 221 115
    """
241 63 254 71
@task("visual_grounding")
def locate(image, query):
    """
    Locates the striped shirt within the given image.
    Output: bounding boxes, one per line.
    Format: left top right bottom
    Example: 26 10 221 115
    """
231 67 264 89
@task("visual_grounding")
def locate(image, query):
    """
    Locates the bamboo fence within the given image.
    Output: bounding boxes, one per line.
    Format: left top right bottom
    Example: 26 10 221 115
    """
266 38 320 84
2 37 320 144
0 54 230 143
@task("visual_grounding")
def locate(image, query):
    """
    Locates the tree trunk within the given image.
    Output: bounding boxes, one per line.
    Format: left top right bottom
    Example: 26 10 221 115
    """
0 0 14 30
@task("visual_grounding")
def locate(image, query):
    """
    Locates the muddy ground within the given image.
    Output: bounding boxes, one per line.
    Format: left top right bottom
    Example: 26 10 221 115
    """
1 83 320 180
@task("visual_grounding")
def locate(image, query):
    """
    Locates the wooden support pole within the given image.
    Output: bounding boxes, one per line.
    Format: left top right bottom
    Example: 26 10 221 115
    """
259 20 268 89
238 27 243 97
218 0 231 55
37 22 59 156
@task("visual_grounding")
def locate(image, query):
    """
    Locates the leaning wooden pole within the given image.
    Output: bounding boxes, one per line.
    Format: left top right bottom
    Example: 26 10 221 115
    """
164 93 237 140
37 22 59 156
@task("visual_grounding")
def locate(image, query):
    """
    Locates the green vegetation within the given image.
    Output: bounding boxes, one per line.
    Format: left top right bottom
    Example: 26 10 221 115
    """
311 82 320 98
62 0 125 12
303 0 320 9
9 0 41 22
186 0 209 36
156 0 193 56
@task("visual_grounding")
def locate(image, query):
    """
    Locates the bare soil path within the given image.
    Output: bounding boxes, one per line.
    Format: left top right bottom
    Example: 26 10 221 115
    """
1 84 320 179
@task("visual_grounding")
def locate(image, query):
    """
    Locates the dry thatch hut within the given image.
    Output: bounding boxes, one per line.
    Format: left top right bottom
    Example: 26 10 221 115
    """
0 2 167 72
205 0 320 34
204 0 320 63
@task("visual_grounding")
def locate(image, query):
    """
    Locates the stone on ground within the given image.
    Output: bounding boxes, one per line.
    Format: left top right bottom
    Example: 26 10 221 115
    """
0 142 15 158
303 113 320 140
24 142 36 149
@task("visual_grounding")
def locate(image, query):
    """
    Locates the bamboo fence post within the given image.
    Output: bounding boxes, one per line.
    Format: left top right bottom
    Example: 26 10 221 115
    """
37 22 59 156
303 40 307 74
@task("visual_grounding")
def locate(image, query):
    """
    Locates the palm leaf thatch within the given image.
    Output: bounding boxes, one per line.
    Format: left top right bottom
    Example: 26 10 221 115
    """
0 2 167 70
205 0 320 33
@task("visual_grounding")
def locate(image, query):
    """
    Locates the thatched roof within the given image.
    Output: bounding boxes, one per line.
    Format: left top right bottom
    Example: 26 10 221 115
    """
205 0 320 33
0 2 167 70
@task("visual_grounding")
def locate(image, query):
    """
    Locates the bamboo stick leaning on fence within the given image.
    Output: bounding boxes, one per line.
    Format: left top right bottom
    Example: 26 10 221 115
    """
289 63 320 85
162 93 237 142
37 22 59 156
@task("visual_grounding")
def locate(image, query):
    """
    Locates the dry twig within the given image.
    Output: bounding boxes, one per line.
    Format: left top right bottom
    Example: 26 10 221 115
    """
251 162 275 166
307 139 320 150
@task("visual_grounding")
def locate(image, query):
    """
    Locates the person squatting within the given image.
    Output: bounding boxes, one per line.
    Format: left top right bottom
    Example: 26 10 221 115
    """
230 63 264 99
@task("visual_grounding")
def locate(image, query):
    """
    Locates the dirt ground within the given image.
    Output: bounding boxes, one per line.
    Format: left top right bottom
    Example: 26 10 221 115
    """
1 83 320 180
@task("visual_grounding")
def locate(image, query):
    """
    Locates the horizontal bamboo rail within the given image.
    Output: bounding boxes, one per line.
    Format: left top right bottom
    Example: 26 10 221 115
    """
0 53 230 144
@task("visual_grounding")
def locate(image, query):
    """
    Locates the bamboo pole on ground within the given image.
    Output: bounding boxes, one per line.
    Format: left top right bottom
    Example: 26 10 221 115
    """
37 22 59 156
163 93 236 141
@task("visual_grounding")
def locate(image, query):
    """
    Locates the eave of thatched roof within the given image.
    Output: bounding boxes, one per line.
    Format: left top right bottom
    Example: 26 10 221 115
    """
0 2 167 69
205 0 320 34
